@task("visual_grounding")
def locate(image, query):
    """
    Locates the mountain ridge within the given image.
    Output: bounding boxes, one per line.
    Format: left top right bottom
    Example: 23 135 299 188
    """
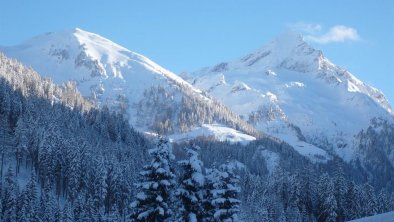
187 31 394 162
0 28 259 142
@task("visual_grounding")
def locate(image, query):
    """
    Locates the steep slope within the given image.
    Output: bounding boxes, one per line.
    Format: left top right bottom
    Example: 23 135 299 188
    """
0 52 150 218
0 28 258 142
187 32 394 161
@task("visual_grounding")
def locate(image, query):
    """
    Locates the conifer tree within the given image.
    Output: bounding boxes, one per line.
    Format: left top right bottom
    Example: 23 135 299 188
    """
334 163 347 221
2 166 18 222
202 168 218 221
130 136 176 222
317 174 337 222
63 202 74 222
176 144 205 222
210 163 241 222
19 173 38 221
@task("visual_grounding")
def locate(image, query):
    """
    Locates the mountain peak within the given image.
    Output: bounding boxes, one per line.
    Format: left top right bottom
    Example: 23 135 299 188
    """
211 31 322 73
265 31 321 66
272 31 305 49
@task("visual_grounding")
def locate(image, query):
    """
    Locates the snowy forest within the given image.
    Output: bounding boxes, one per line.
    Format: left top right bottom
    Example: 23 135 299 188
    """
1 52 394 222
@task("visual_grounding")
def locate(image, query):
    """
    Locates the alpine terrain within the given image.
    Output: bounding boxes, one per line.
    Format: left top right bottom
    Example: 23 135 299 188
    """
1 29 394 222
0 28 258 143
187 31 394 165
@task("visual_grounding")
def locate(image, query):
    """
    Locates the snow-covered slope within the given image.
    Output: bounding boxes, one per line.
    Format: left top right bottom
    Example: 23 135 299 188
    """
187 32 393 160
0 28 257 142
348 211 394 222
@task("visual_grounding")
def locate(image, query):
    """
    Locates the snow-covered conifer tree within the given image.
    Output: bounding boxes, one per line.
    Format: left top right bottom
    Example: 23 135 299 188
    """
176 144 205 222
2 166 18 222
130 136 176 222
18 173 38 221
318 174 337 222
210 162 241 222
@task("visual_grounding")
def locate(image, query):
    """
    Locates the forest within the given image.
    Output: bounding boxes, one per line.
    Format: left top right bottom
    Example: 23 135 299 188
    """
1 53 394 221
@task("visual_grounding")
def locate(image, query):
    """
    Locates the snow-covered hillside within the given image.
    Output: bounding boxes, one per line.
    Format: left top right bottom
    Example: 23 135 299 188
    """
0 28 257 142
348 211 394 222
187 32 394 160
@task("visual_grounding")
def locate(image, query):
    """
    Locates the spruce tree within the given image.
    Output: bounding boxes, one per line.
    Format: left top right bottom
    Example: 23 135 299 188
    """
130 137 176 222
334 163 347 221
210 163 241 222
19 173 38 221
202 168 218 221
2 166 18 222
62 202 74 222
176 144 205 222
317 174 337 222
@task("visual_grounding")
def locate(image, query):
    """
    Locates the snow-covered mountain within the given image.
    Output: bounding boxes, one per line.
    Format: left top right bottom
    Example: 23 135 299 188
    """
187 32 394 161
0 28 257 142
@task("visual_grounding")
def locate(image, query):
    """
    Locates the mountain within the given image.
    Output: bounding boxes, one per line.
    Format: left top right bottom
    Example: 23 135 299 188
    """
1 32 394 222
0 28 258 142
187 31 394 162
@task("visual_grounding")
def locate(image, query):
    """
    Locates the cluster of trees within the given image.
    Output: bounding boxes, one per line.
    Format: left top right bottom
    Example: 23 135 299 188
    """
135 84 259 137
241 166 394 222
185 139 394 222
1 52 394 222
130 137 241 222
0 53 149 220
248 101 286 124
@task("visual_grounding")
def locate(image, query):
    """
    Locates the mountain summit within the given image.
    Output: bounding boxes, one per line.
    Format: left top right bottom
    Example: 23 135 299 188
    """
189 32 393 161
231 31 323 72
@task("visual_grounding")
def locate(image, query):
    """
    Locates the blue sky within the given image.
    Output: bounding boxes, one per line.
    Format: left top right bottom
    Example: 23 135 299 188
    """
1 0 393 104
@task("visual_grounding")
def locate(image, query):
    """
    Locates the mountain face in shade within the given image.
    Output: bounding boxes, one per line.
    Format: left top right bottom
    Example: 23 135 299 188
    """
187 31 393 161
0 28 258 142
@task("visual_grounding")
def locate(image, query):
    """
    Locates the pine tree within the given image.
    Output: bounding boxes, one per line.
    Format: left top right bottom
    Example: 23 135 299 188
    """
210 163 241 222
176 144 205 222
377 190 389 214
334 163 347 221
363 183 378 216
260 207 270 222
317 174 337 222
345 181 361 220
321 192 337 222
202 168 218 221
38 184 57 222
73 194 85 222
62 202 74 222
19 173 38 221
2 166 18 222
130 137 176 222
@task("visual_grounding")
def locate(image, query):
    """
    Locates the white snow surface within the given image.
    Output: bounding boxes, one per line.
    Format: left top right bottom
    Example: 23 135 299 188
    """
1 28 199 112
0 28 253 141
188 31 393 161
168 124 256 144
348 211 394 222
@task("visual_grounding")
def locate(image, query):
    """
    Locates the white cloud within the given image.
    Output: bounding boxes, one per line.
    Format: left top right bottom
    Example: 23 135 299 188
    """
305 25 361 44
289 22 322 34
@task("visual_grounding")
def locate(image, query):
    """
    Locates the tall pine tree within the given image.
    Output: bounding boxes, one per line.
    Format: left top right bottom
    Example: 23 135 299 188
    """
176 144 205 222
130 137 176 221
210 162 241 222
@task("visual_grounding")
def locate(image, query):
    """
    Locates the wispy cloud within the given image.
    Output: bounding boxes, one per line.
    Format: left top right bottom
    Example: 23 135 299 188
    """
289 22 322 34
305 25 361 44
289 23 361 44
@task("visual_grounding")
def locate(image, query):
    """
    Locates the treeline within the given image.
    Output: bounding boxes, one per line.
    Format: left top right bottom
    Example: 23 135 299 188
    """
135 84 260 137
